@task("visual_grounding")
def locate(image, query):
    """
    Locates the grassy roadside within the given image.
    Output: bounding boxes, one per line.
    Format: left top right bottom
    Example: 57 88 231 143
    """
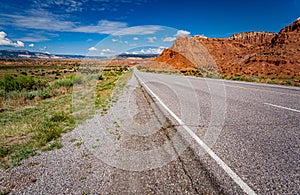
0 60 131 169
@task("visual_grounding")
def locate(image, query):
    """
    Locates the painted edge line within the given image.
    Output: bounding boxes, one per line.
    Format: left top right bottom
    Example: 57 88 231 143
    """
134 70 257 195
264 103 300 113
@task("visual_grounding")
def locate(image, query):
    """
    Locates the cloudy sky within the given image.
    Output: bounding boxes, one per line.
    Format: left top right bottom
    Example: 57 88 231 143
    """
0 0 299 55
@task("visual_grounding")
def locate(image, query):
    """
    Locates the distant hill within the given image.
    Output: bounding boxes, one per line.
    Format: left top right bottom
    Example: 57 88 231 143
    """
0 50 89 59
0 50 159 59
115 53 159 59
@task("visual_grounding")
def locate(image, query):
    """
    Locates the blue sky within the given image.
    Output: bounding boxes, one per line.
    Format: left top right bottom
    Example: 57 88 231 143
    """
0 0 299 55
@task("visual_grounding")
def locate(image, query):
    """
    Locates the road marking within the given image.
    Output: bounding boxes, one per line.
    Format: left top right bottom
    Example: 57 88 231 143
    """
224 84 300 97
135 72 257 195
264 103 300 113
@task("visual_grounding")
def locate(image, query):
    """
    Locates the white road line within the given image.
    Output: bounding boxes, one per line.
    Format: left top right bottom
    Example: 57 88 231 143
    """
134 72 257 195
264 103 300 113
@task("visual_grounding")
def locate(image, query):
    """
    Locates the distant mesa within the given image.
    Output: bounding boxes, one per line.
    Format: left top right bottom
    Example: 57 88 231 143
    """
0 50 160 60
115 53 159 59
0 50 94 59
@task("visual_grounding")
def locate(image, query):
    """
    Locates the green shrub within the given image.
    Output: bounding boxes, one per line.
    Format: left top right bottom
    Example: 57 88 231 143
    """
24 91 39 100
54 78 73 88
0 75 48 92
50 112 67 122
72 75 83 84
0 146 10 158
37 89 51 99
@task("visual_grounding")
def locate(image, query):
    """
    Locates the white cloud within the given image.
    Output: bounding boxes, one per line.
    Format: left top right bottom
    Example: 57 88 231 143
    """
88 46 97 51
39 46 47 51
101 48 114 53
0 31 24 47
162 37 177 42
29 43 35 48
15 41 24 47
19 32 57 42
145 47 164 54
0 10 75 32
132 47 164 55
33 0 84 13
33 0 147 13
0 10 163 36
19 36 49 42
175 30 191 37
161 30 190 43
0 11 127 34
112 38 118 42
113 26 162 35
124 41 128 44
99 48 115 56
72 20 127 34
133 37 139 41
147 36 157 43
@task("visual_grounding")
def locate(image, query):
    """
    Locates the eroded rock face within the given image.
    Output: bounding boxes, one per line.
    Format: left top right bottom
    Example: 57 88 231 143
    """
230 32 276 45
154 18 300 79
154 48 195 71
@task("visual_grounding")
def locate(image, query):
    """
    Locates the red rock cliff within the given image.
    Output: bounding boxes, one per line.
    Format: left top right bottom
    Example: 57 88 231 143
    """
154 18 300 80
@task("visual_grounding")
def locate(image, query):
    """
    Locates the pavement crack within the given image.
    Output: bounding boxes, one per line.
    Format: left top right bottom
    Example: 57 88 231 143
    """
177 155 200 194
162 125 199 194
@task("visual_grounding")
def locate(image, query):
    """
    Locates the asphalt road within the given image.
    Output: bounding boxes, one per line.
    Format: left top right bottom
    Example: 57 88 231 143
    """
134 68 300 194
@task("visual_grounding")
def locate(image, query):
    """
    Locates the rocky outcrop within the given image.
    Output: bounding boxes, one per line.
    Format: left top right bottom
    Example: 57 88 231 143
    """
271 18 300 45
230 32 276 45
153 18 300 80
154 48 196 70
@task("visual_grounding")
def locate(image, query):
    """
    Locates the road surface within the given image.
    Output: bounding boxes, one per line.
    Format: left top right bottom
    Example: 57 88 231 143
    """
134 68 300 194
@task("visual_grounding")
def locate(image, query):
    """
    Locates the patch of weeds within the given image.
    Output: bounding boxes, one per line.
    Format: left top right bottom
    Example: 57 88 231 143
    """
69 138 77 143
41 140 63 152
75 141 84 147
50 111 67 122
109 131 115 135
87 164 92 169
11 146 35 167
82 153 89 157
0 146 10 158
79 176 87 181
116 133 121 140
33 126 62 148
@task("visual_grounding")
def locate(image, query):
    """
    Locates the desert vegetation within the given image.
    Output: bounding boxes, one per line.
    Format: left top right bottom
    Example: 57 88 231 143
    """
0 58 131 168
